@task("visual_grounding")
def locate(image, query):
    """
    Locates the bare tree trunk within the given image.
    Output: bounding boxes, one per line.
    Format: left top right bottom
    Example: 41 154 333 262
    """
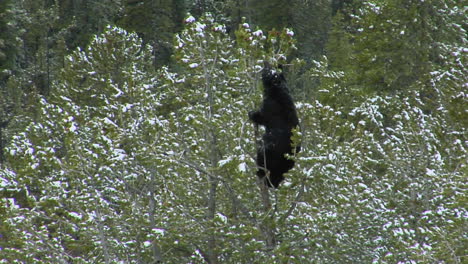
205 176 218 264
95 208 112 264
148 177 163 264
257 178 277 249
204 119 220 264
0 122 6 168
200 126 220 264
253 124 276 249
201 44 219 264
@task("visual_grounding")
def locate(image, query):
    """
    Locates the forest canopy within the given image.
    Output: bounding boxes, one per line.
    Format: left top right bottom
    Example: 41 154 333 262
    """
0 0 466 263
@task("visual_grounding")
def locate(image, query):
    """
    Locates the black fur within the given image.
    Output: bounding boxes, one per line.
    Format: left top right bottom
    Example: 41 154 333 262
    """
249 63 300 188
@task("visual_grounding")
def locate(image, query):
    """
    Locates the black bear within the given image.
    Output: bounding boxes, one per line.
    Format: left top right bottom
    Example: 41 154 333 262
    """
249 62 300 188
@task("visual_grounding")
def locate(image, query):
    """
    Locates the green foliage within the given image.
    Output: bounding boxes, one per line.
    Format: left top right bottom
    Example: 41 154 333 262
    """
0 0 18 83
1 16 299 263
325 11 353 72
117 0 185 67
0 2 466 263
331 0 465 96
295 0 467 262
276 92 466 263
154 14 299 262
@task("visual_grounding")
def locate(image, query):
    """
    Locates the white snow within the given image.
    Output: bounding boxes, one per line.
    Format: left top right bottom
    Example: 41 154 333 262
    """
213 25 225 32
194 22 206 33
69 211 83 220
103 117 117 127
122 103 133 113
286 28 294 37
8 198 21 209
92 143 101 149
153 228 165 236
216 213 228 224
218 157 232 167
238 162 247 172
252 30 263 37
9 148 16 156
426 168 436 177
185 16 195 23
0 170 16 187
26 147 35 155
143 241 152 247
113 87 124 98
112 149 127 161
69 122 78 132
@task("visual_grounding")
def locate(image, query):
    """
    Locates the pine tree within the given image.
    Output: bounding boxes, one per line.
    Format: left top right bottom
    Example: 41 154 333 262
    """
304 0 467 261
1 16 299 262
0 0 18 85
118 0 186 67
1 26 159 263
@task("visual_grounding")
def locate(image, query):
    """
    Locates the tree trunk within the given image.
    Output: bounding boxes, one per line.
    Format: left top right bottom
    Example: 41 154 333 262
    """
258 178 277 249
95 208 112 264
254 123 276 249
201 43 219 264
148 175 163 263
205 177 218 264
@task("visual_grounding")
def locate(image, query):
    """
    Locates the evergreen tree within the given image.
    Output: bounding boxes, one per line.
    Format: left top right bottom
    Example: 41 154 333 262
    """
344 0 459 94
290 0 332 62
118 0 185 67
0 17 299 263
1 26 158 263
0 2 466 263
0 0 18 85
303 1 467 261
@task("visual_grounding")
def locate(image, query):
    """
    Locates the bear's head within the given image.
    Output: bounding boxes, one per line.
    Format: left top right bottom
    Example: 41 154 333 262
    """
261 62 287 94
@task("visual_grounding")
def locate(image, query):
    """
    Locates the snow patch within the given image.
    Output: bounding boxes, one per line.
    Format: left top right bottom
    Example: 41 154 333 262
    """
194 22 206 33
143 241 152 247
252 30 263 36
153 228 165 236
112 149 127 161
213 25 225 32
216 213 227 224
425 168 436 177
26 147 35 155
185 16 195 23
103 117 118 127
69 122 78 132
238 162 247 172
218 156 232 167
69 211 83 220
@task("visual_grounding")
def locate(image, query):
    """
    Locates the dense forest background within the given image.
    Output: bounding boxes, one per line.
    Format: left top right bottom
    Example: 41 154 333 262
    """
0 0 466 263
